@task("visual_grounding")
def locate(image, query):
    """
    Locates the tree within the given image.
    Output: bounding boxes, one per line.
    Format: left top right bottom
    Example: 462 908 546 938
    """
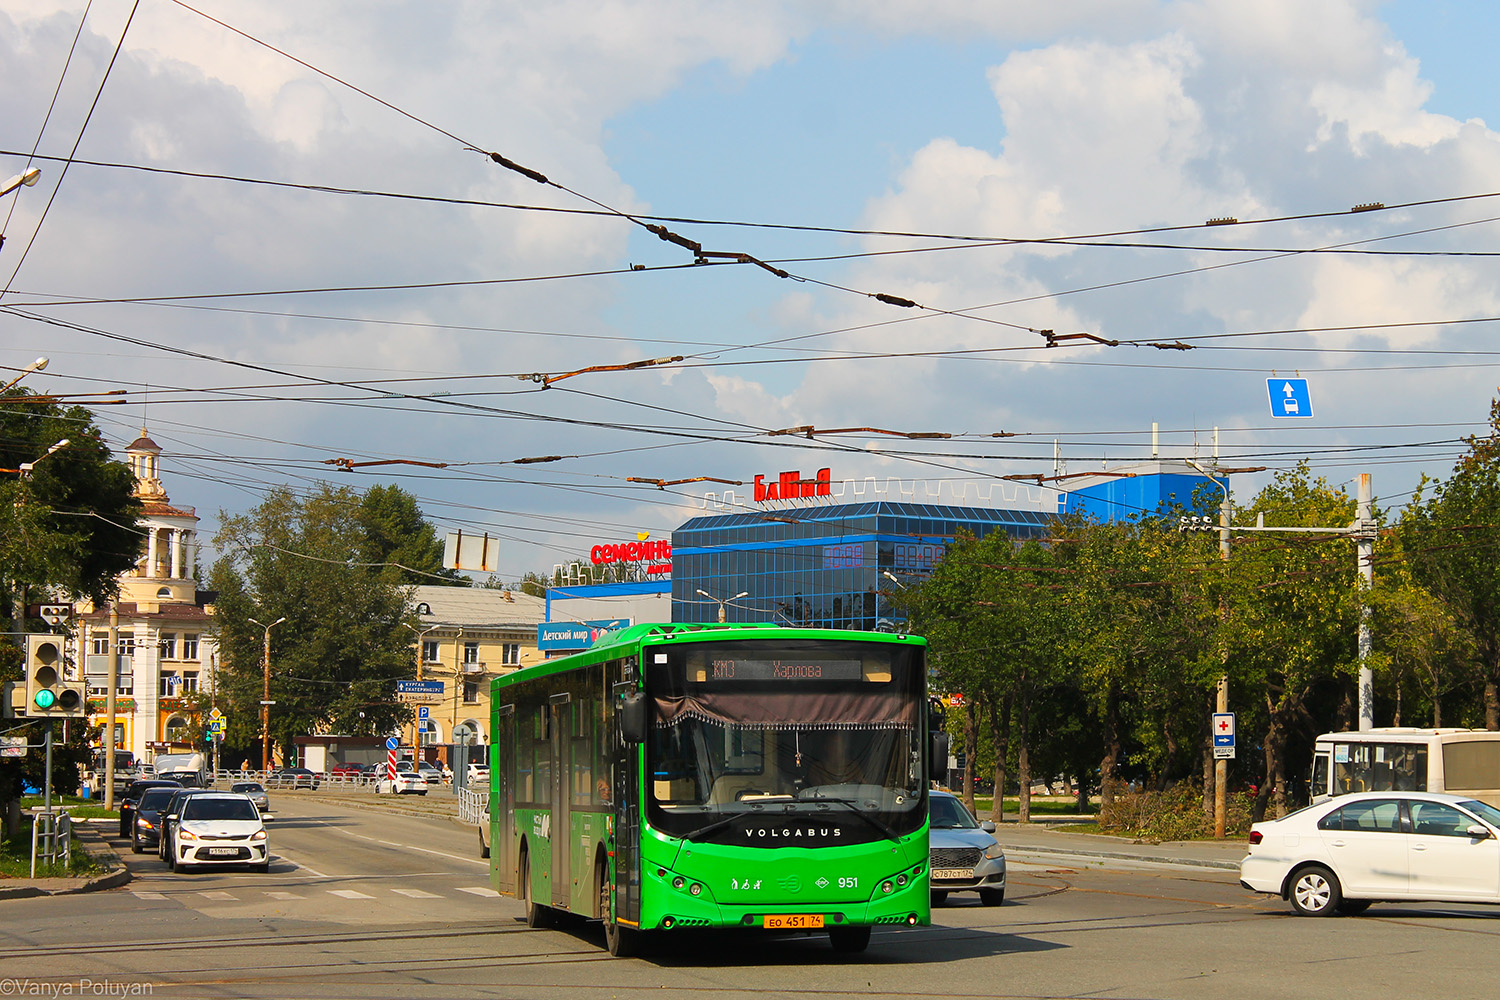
1403 398 1500 729
0 389 141 625
211 485 417 762
1220 464 1362 819
355 484 467 586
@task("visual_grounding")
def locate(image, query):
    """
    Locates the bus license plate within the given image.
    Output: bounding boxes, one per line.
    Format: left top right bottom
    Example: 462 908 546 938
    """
763 914 824 930
932 868 973 880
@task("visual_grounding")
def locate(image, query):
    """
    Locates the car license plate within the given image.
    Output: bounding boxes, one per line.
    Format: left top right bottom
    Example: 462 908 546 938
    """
763 914 824 930
931 868 973 880
207 848 240 857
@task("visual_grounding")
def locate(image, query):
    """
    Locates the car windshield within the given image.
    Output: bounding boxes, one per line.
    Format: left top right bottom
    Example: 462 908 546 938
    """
1458 799 1500 828
137 788 178 810
231 784 264 794
183 798 259 821
930 795 979 829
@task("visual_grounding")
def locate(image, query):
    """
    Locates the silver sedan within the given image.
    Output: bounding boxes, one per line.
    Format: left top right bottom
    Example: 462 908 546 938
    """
929 790 1007 905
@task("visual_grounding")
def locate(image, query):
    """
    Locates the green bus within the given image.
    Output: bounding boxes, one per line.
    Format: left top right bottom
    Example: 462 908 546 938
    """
487 622 937 955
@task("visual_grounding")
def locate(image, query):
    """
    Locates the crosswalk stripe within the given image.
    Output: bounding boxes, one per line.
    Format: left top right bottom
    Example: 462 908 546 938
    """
200 891 236 900
391 888 442 898
456 886 500 897
131 891 167 900
329 889 375 899
265 891 304 900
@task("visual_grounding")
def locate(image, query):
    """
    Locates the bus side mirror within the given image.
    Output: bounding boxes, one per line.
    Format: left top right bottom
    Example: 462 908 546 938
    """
930 733 949 783
620 692 648 744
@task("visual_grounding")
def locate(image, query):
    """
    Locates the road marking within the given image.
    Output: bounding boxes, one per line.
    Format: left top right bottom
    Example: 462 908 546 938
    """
329 889 376 899
456 886 499 897
379 840 401 846
131 891 167 900
391 888 441 898
265 891 304 900
200 891 236 900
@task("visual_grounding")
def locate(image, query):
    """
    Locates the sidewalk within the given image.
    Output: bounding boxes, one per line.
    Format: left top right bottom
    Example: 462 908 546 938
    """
0 819 132 899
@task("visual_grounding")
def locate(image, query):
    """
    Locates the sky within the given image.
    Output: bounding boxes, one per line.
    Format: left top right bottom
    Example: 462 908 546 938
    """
4 0 1500 583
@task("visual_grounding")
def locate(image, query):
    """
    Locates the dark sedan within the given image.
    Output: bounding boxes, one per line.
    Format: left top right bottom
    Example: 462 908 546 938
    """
130 786 183 853
157 787 213 863
268 768 321 790
118 779 181 838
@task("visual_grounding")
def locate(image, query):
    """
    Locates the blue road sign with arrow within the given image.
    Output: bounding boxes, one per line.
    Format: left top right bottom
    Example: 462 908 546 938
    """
1267 378 1313 418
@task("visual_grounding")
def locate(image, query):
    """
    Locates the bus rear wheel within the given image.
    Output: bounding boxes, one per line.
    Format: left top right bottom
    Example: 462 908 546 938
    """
829 925 871 953
598 865 639 957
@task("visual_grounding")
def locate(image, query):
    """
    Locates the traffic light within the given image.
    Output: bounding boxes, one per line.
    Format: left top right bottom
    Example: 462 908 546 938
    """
25 635 85 718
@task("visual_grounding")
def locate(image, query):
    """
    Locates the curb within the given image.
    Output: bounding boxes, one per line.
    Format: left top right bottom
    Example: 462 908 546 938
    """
1005 844 1241 871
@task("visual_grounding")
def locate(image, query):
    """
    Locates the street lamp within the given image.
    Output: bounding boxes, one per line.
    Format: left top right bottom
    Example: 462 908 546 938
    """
696 589 748 624
1186 458 1232 841
403 620 442 752
18 438 68 476
0 166 40 198
248 616 287 773
2 356 48 393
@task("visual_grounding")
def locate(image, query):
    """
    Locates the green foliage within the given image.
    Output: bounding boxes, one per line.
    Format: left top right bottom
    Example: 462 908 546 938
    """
0 389 141 614
1098 783 1252 842
355 484 467 586
211 484 419 758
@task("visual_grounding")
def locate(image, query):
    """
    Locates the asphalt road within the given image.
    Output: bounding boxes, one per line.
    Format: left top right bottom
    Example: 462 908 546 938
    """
2 796 1499 999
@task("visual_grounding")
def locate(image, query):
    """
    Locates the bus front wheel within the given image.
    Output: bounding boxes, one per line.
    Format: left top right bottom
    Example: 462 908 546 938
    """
599 862 638 957
829 925 871 953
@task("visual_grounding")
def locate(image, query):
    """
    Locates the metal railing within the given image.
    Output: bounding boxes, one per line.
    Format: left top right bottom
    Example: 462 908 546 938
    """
31 812 71 876
458 785 488 825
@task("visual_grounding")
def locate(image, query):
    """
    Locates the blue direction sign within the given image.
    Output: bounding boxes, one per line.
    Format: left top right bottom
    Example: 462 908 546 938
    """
1267 378 1313 418
397 680 444 695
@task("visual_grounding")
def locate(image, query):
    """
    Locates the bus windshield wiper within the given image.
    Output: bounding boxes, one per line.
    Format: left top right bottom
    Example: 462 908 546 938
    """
801 797 901 842
677 803 786 844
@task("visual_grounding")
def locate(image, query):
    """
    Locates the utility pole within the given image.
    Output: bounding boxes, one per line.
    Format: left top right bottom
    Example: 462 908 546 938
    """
249 616 285 772
104 602 119 811
1215 489 1231 840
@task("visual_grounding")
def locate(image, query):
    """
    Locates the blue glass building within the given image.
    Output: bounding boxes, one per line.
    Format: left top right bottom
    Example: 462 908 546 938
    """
670 501 1055 627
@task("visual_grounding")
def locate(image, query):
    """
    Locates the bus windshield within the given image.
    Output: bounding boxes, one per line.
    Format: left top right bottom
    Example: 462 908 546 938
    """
644 639 926 845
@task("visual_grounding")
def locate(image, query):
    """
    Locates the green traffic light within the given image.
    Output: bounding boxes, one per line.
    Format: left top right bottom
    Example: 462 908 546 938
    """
33 688 56 710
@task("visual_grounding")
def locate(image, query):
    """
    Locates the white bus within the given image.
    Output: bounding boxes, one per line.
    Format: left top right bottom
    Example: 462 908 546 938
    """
1311 728 1500 808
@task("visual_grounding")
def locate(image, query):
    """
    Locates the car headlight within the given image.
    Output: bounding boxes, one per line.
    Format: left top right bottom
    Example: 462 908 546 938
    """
136 818 153 830
983 843 1005 860
178 830 199 842
251 829 267 841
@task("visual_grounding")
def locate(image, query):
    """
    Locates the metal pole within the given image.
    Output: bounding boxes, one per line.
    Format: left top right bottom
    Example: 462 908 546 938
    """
104 602 119 810
261 625 271 773
1357 473 1374 731
43 723 53 837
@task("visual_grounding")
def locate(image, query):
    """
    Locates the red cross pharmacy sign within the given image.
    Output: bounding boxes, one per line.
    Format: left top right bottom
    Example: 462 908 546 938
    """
1212 712 1236 759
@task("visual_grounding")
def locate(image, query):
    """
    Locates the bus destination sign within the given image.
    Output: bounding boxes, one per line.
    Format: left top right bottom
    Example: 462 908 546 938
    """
704 658 862 682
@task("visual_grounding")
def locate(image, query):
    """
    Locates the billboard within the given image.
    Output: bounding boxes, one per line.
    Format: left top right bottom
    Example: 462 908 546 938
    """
537 619 629 651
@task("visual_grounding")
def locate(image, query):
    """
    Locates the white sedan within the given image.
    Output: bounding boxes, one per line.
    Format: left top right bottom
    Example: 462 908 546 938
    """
1240 790 1500 915
376 770 427 795
169 792 270 873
